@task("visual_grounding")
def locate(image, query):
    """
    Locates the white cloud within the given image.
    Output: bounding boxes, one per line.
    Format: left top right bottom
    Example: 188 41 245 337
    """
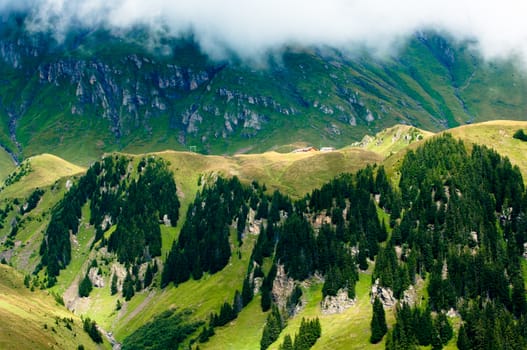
2 0 527 62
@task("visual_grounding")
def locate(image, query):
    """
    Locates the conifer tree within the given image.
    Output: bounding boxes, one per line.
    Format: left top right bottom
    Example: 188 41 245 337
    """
110 273 118 295
370 297 387 343
456 324 470 350
79 274 92 297
279 334 293 350
435 312 453 345
242 275 254 307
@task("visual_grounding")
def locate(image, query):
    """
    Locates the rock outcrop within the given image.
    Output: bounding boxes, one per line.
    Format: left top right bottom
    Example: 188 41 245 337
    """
272 264 295 310
321 289 356 314
371 278 396 307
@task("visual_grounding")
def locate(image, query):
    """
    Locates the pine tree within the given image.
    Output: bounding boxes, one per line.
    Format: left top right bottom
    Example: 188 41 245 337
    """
144 263 154 288
110 273 118 295
456 324 470 350
414 307 433 346
260 305 284 350
512 276 527 317
242 275 254 307
435 312 453 345
280 334 293 350
122 271 135 301
79 274 92 297
370 297 387 343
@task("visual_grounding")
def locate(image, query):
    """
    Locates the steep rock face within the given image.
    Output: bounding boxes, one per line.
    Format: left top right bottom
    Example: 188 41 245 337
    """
272 264 296 310
1 21 526 159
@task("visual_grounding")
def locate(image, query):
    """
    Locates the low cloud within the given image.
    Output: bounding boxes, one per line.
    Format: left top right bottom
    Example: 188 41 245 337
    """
1 0 527 62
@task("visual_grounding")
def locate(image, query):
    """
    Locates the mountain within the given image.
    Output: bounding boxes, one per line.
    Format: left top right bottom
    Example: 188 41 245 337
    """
1 14 526 165
1 121 527 349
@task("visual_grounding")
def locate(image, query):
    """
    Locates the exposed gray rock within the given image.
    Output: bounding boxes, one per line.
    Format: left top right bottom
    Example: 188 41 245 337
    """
321 289 356 314
272 264 296 310
88 267 105 288
402 285 417 307
371 278 396 307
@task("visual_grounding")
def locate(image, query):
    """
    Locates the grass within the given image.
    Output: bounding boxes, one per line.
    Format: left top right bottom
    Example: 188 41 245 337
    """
1 153 85 198
0 146 15 181
157 148 382 200
109 230 258 341
199 296 268 350
2 120 527 348
446 120 527 181
268 271 393 350
379 121 527 185
0 264 110 350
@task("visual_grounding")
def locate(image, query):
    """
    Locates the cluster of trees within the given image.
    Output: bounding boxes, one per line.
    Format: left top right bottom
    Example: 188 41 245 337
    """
457 300 527 350
39 155 180 286
198 290 245 344
38 178 84 285
277 317 321 350
373 244 415 299
385 303 452 350
513 129 527 142
2 161 31 187
306 168 394 296
82 317 102 344
261 305 286 350
20 188 44 214
162 177 254 286
108 157 180 263
376 134 527 347
121 309 202 350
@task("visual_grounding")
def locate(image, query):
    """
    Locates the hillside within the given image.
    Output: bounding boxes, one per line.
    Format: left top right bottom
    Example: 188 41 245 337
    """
0 146 15 180
1 14 526 164
1 153 85 197
0 122 527 350
0 264 109 349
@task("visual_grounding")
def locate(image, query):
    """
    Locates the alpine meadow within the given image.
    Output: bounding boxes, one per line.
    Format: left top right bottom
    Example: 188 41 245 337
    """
1 2 527 350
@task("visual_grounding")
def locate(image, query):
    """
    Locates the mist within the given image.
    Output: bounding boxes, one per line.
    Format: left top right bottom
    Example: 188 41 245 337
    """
1 0 526 62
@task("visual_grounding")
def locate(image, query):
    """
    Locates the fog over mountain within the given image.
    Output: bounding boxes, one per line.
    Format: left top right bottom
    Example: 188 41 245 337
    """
1 0 526 63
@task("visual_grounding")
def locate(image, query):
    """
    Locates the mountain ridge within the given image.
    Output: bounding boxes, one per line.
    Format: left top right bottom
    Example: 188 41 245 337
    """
1 19 526 164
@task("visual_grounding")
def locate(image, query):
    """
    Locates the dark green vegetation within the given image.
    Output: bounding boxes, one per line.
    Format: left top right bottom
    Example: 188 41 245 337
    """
278 317 322 350
513 129 527 142
1 13 526 164
1 129 527 349
370 297 388 344
121 309 202 350
82 317 103 344
38 155 179 286
162 177 246 286
261 305 286 350
382 134 527 349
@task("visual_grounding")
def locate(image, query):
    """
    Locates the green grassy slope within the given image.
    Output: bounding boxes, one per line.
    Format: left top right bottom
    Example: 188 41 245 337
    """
1 153 85 198
0 146 15 180
1 24 526 164
0 264 110 350
1 120 527 349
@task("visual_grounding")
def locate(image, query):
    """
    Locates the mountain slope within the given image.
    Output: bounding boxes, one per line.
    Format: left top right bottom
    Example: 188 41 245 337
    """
0 146 15 180
1 16 526 163
1 153 85 198
0 264 109 350
1 121 527 350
